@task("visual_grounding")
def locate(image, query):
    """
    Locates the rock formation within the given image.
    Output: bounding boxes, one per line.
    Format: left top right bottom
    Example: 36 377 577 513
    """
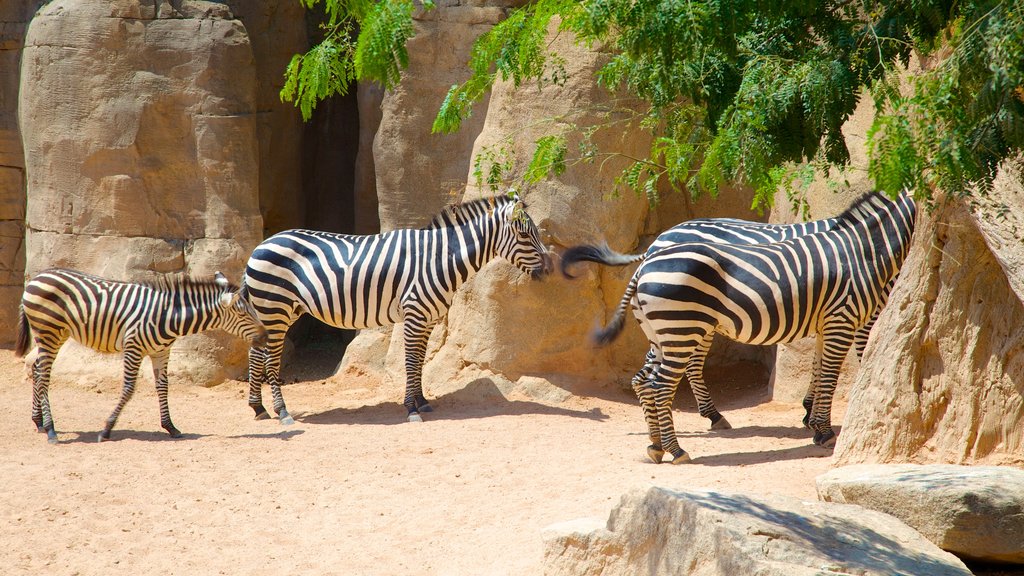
817 464 1024 564
0 0 45 346
833 160 1024 466
542 485 972 575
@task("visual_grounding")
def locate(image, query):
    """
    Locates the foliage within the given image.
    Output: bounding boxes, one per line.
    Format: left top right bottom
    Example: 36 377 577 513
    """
284 0 1024 207
280 0 431 121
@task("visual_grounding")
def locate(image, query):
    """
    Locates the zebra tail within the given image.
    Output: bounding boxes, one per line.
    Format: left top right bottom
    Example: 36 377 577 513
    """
14 304 30 358
560 244 646 279
593 273 639 346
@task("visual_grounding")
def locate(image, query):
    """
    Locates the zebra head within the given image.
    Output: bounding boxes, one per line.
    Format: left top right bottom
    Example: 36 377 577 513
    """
213 272 268 347
497 196 553 279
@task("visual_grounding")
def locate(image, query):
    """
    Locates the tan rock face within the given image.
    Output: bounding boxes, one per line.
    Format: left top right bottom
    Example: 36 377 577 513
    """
18 0 262 384
817 464 1024 564
834 165 1024 465
543 486 972 576
0 1 44 346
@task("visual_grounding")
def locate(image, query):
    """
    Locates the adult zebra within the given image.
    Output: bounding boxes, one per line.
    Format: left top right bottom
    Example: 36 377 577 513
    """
243 193 553 423
561 213 891 430
15 268 268 443
593 191 915 463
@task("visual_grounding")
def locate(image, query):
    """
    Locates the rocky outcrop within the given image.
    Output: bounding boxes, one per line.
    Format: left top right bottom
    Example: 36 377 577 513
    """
833 160 1024 466
817 464 1024 564
542 486 972 575
0 0 44 346
18 0 262 384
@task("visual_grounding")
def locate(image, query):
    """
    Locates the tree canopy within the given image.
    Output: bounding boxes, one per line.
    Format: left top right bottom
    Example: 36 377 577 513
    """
282 0 1024 209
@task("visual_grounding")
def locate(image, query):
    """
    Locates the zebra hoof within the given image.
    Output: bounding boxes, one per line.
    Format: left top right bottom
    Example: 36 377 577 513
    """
710 415 732 430
278 413 295 426
418 403 433 413
670 451 692 465
253 411 271 421
35 425 45 433
407 412 423 423
97 432 110 443
165 427 182 438
646 445 665 464
46 429 58 444
813 430 837 448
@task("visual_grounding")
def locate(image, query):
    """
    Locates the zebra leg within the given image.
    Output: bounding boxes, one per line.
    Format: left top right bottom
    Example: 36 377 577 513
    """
685 332 731 430
258 332 294 425
807 330 854 448
247 345 269 419
647 350 692 465
402 317 434 422
150 350 181 438
631 347 663 462
33 342 61 443
100 344 144 442
803 334 825 428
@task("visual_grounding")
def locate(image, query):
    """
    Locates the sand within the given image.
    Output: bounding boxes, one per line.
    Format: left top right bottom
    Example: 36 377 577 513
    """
0 347 845 576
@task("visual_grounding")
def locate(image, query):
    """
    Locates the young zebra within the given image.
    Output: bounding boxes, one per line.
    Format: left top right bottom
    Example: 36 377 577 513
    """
14 268 268 443
594 191 916 463
243 193 553 423
561 214 892 430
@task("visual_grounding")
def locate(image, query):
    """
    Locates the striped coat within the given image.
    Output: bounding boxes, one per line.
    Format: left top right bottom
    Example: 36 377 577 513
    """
16 268 267 443
594 191 916 463
243 193 552 422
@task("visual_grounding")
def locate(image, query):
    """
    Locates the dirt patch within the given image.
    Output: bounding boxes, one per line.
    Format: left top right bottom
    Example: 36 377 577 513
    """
1 347 848 575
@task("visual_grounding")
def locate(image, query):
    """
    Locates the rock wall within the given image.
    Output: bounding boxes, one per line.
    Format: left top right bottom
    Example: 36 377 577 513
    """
0 1 44 346
834 160 1024 466
18 0 263 384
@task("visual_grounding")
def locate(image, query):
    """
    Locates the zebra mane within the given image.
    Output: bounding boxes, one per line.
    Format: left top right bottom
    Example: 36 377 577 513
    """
427 194 519 229
139 274 237 294
834 191 896 226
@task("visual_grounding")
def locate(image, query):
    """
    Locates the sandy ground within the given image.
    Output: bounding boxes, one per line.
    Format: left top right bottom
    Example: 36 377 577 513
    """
0 346 866 575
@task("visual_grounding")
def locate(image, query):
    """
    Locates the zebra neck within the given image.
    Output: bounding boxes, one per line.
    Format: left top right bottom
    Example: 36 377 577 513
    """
164 289 219 336
444 213 500 275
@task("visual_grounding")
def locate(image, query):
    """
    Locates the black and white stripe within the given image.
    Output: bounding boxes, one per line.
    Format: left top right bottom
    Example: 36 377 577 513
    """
14 268 268 443
562 213 888 430
593 191 916 463
243 193 552 423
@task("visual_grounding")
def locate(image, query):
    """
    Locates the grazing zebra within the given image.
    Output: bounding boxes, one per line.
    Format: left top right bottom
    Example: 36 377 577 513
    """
592 191 915 463
243 193 553 423
561 214 890 430
14 268 268 443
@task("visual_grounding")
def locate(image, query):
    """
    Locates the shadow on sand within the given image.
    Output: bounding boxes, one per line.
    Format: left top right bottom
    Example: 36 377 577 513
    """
298 377 609 426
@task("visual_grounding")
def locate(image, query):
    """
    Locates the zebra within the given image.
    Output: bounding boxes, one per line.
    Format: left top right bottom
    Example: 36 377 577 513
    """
561 213 892 430
243 193 553 423
14 268 268 443
591 191 915 463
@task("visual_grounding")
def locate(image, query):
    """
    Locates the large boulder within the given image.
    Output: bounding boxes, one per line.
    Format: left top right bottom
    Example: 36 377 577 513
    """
542 486 971 575
0 0 45 346
817 464 1024 564
18 0 262 384
834 160 1024 465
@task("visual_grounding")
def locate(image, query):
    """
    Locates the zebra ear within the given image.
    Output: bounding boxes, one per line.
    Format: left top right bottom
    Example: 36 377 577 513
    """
214 271 229 289
219 291 239 307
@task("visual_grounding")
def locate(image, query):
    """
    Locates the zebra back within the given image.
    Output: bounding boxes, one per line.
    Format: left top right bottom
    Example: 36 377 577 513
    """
19 268 265 354
561 214 841 279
